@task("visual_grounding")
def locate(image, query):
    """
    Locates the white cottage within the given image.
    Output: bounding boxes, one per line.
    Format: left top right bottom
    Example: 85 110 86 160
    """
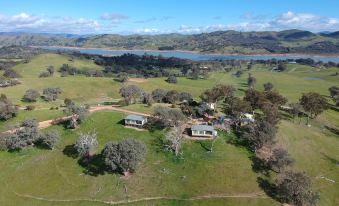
191 125 217 138
124 115 147 128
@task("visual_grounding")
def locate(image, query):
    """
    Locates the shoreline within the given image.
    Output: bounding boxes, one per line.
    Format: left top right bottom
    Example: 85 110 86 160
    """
36 46 339 58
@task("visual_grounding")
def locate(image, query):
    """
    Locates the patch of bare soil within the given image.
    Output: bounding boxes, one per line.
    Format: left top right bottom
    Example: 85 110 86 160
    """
128 78 148 83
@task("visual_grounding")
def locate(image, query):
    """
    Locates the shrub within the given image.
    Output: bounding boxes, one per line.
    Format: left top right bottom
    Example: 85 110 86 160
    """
3 68 21 78
36 131 60 150
42 88 62 101
25 105 35 111
22 89 40 102
102 139 147 174
0 94 18 121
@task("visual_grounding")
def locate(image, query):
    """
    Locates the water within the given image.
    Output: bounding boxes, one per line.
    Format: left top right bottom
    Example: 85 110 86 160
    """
42 46 339 63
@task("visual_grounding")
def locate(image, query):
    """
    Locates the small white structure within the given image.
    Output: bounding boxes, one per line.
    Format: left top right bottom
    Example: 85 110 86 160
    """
240 113 255 125
191 125 217 138
124 115 147 128
207 103 216 111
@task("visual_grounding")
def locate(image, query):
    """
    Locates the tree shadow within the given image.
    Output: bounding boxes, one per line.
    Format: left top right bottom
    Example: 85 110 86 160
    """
62 144 78 159
116 119 125 126
330 106 339 112
324 125 339 136
78 154 107 176
251 156 270 176
257 177 282 203
197 141 212 152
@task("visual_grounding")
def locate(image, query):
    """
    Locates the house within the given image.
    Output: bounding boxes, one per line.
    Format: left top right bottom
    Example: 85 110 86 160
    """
240 113 255 125
124 114 147 128
191 125 217 138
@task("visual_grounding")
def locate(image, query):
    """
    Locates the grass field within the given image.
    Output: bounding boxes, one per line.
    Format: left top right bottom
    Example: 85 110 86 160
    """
0 53 338 205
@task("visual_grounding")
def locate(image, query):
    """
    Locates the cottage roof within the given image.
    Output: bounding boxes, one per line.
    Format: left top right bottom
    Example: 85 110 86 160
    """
125 114 146 121
191 125 215 132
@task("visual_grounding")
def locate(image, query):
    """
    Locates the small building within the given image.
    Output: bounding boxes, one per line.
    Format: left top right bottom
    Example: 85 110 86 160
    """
191 125 217 138
240 113 255 126
124 115 147 128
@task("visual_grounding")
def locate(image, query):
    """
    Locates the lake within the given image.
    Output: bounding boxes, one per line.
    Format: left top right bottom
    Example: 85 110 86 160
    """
42 46 339 63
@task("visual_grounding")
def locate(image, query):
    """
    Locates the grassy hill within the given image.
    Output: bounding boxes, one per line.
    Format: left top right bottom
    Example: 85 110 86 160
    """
0 53 338 205
1 30 339 55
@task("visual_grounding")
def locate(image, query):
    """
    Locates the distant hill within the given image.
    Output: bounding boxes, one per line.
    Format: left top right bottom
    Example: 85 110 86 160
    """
0 30 339 55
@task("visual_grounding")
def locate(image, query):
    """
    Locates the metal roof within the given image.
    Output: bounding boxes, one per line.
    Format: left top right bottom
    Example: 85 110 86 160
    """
191 125 215 132
125 114 146 121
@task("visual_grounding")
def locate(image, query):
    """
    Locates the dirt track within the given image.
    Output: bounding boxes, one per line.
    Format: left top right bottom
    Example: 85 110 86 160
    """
2 106 150 134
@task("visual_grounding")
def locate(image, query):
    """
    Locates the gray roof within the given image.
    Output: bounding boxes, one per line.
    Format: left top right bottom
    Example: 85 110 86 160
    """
191 125 215 132
125 114 146 121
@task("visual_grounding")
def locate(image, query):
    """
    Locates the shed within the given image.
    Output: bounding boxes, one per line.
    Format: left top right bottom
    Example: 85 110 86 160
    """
124 114 147 127
191 125 217 138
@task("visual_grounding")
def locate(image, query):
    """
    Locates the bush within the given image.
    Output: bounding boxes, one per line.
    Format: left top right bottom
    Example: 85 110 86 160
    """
5 119 39 150
22 89 40 102
0 94 18 121
0 79 21 87
166 75 177 84
43 88 62 101
36 131 60 150
39 71 51 78
3 68 21 78
102 139 147 174
25 105 35 111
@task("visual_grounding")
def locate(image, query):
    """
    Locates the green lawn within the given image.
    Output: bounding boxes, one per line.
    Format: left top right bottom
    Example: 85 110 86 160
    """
0 54 338 205
0 111 277 206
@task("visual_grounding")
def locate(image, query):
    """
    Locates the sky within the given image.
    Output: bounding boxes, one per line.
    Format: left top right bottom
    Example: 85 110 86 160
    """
0 0 339 35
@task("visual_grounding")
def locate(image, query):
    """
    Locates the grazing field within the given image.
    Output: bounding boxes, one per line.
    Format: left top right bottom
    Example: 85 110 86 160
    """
0 53 338 205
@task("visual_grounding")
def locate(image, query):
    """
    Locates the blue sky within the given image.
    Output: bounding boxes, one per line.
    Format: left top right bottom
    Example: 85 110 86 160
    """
0 0 339 34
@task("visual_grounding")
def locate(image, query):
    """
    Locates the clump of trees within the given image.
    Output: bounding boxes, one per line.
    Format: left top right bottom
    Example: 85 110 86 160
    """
153 106 187 127
119 85 142 105
39 66 55 78
0 94 18 121
59 64 79 77
299 92 328 124
36 130 60 150
1 119 59 151
329 86 339 106
166 75 177 84
0 79 21 88
274 171 319 206
63 99 89 129
116 72 129 83
102 139 147 175
3 68 21 78
42 87 62 101
22 89 40 102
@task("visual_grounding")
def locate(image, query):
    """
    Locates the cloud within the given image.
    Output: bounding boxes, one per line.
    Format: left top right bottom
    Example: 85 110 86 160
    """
135 28 160 34
233 11 339 32
135 11 339 34
133 16 174 24
0 12 101 34
100 13 129 24
134 17 157 24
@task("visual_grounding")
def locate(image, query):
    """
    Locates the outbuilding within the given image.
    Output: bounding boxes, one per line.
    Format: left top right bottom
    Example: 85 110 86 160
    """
124 114 147 128
191 125 217 138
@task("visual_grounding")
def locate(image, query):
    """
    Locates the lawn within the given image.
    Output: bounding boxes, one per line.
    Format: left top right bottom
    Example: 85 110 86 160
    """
0 54 338 205
0 111 277 206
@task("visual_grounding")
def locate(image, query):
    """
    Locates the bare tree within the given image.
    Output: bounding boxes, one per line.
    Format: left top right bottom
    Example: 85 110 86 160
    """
74 131 98 159
165 126 184 156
